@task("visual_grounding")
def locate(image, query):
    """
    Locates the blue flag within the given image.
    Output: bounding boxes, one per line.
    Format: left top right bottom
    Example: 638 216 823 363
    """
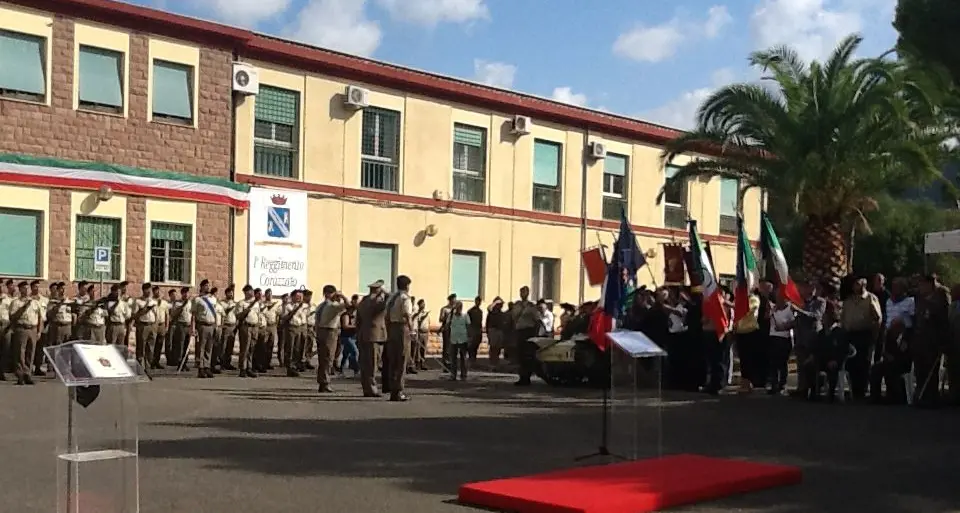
616 207 646 280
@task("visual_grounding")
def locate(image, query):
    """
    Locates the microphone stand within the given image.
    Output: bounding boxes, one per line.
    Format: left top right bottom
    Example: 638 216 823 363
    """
576 341 626 463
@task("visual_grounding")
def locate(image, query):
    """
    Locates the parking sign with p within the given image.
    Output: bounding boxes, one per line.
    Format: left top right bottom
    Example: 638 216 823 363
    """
94 246 111 273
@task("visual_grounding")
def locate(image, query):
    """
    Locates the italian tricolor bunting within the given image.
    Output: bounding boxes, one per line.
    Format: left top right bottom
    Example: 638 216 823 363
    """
733 216 758 323
760 212 802 305
688 220 729 337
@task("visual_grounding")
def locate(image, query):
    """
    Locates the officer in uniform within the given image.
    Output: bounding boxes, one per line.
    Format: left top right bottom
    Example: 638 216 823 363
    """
192 280 218 378
357 281 388 397
302 289 317 371
104 284 131 347
511 286 541 386
219 285 238 371
253 288 266 371
151 286 170 369
9 281 43 385
236 285 261 378
133 283 159 370
31 280 50 376
119 280 133 348
315 285 348 393
170 286 193 369
211 287 224 374
78 285 107 344
384 275 413 402
46 283 74 350
259 289 281 372
281 289 308 377
0 278 15 379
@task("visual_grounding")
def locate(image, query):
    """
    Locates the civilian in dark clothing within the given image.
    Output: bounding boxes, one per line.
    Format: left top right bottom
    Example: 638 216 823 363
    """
803 308 849 402
466 297 484 361
682 293 707 392
792 280 826 397
754 282 774 386
639 290 671 374
870 273 891 364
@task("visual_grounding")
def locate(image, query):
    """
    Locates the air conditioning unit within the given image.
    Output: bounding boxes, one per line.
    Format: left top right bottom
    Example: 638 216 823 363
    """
511 115 532 135
344 85 370 109
232 62 259 96
589 141 607 159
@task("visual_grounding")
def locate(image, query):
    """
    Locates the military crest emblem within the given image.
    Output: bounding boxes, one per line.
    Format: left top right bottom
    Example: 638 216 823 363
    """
267 194 290 239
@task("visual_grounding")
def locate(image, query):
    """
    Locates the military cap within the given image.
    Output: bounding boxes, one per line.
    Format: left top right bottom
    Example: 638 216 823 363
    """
242 284 253 292
29 280 39 287
225 284 235 292
200 279 210 288
142 283 152 291
17 281 28 288
368 280 384 289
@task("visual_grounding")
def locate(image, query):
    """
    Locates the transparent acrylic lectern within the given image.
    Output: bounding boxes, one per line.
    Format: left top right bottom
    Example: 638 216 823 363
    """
44 341 150 513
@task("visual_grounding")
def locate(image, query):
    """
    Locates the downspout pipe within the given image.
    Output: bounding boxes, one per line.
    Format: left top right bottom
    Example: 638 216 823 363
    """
578 128 590 304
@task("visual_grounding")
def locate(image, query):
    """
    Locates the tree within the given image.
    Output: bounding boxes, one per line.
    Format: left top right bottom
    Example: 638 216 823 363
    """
854 196 960 285
659 35 948 287
895 0 960 89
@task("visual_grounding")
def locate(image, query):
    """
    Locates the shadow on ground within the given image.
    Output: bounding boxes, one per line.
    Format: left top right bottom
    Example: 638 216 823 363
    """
140 376 960 513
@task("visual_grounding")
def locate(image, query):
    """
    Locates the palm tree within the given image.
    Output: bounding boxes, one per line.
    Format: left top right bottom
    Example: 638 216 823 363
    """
660 34 952 287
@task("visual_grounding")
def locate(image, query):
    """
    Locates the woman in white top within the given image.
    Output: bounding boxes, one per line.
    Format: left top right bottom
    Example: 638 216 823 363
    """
768 293 796 395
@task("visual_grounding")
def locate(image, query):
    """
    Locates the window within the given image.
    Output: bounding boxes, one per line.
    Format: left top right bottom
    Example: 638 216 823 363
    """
78 45 124 114
452 124 486 203
75 216 121 281
663 165 687 229
0 208 42 277
531 257 559 301
0 30 46 102
719 177 739 235
152 60 193 124
358 242 396 293
533 140 562 213
254 86 300 178
361 107 401 192
602 153 628 220
149 222 192 284
451 251 483 299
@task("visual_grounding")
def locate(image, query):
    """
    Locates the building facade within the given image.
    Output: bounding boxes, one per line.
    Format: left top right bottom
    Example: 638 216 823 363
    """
230 41 763 305
0 0 244 290
0 0 762 309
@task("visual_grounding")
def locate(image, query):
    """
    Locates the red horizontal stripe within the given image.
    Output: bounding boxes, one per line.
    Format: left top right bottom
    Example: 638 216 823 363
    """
0 171 248 209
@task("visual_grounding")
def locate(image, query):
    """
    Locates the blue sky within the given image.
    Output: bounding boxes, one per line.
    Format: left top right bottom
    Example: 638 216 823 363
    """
132 0 898 129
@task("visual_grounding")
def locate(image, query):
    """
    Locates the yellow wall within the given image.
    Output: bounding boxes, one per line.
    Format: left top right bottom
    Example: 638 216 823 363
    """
73 22 131 117
70 191 127 281
0 184 50 278
233 62 752 306
146 37 200 126
144 199 197 284
0 3 53 106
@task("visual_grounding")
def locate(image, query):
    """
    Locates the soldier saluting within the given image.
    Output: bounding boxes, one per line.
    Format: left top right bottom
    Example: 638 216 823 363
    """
236 285 261 378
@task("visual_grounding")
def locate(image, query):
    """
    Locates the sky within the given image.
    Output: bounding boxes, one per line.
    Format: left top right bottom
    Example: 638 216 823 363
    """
130 0 899 130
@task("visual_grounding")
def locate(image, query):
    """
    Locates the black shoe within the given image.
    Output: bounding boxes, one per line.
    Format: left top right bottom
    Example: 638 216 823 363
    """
460 374 467 381
211 367 222 375
24 375 35 385
514 379 531 387
247 370 258 378
407 368 418 375
450 375 458 381
364 391 383 398
32 369 44 377
318 385 335 394
15 375 25 386
223 364 237 371
304 362 315 370
287 369 300 378
390 393 409 402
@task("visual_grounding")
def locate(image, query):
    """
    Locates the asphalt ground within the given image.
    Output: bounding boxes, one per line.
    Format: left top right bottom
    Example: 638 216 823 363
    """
2 364 960 513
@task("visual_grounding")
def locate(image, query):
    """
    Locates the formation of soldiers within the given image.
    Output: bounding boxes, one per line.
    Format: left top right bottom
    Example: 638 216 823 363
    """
0 275 416 402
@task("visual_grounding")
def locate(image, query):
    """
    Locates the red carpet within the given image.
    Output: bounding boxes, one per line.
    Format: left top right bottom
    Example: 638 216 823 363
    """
458 454 802 513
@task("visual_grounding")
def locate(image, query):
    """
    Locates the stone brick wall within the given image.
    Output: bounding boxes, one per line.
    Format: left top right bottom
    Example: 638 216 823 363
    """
0 15 235 288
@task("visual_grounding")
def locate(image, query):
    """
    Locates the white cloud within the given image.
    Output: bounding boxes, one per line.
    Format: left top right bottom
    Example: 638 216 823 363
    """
703 5 733 38
639 67 738 130
473 59 516 89
377 0 489 26
750 0 864 62
613 5 733 63
286 0 382 57
207 0 292 25
551 87 588 107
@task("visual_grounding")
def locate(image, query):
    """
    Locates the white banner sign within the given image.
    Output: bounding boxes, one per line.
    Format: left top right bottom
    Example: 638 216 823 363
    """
248 187 308 294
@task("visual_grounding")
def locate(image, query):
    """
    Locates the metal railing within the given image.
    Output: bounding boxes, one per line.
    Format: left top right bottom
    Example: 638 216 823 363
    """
602 196 626 221
452 172 485 203
719 214 738 235
254 144 297 178
533 185 561 213
361 158 399 192
664 204 687 229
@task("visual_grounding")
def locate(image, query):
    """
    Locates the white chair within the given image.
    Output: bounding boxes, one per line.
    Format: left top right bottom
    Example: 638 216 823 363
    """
903 363 916 406
819 345 855 402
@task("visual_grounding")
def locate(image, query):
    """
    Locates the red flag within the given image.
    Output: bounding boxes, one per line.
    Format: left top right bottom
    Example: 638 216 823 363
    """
588 309 613 352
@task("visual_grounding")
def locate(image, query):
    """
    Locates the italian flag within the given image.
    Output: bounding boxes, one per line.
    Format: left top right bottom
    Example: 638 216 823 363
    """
689 220 729 337
760 212 802 305
0 153 249 209
734 216 758 323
